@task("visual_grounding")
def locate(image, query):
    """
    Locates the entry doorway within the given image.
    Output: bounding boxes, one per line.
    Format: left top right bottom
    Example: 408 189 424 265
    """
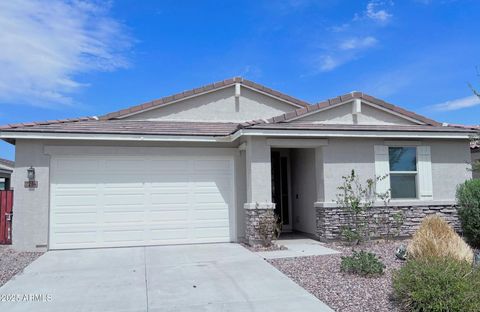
271 149 292 232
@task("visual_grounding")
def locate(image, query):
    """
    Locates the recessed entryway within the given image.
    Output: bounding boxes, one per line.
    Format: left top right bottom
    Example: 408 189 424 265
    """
271 148 318 237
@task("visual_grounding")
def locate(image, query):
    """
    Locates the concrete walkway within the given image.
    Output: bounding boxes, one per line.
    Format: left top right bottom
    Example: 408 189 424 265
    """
256 237 340 259
0 244 333 312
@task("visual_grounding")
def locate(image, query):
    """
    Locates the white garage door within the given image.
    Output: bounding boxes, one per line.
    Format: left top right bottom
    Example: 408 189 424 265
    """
49 154 234 249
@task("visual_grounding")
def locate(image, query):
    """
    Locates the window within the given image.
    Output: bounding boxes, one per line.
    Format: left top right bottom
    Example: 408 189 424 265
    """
388 147 417 199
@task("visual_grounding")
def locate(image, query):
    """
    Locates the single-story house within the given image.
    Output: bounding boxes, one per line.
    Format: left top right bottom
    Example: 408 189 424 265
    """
0 158 14 190
0 78 475 251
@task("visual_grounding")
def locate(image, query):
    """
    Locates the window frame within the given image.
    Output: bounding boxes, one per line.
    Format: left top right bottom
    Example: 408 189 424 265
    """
388 146 419 200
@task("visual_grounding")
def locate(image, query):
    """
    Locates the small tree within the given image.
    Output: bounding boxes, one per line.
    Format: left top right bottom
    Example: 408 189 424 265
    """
468 70 480 174
336 170 390 244
456 179 480 248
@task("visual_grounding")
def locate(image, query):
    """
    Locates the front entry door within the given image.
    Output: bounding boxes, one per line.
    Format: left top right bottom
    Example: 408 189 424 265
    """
271 151 292 232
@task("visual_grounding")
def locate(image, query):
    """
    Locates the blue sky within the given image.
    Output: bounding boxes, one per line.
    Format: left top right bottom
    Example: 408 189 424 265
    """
1 0 480 160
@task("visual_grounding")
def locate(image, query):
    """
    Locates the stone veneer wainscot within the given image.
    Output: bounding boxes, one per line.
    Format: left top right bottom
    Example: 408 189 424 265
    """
315 202 461 241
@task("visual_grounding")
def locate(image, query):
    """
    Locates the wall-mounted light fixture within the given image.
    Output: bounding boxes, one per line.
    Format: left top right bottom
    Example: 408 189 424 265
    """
27 166 35 181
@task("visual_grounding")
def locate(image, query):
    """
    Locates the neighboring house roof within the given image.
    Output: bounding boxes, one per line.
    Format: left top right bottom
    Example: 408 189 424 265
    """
0 78 476 138
0 158 14 173
100 77 310 120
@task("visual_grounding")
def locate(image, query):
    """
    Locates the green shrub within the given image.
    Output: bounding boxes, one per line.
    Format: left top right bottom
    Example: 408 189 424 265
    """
456 179 480 248
392 258 480 312
340 251 385 276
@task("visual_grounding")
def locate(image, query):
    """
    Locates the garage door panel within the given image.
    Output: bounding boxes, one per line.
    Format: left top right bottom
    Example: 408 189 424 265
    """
53 212 97 225
103 211 145 223
103 229 145 243
193 226 230 240
104 194 145 205
150 193 189 204
192 209 228 220
50 153 234 249
150 210 189 221
51 230 97 245
55 159 100 172
54 195 98 207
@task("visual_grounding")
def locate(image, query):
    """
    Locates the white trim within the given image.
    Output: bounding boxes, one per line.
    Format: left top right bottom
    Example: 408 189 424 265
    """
374 145 390 194
236 129 471 139
266 138 328 148
235 83 241 98
417 145 433 200
1 128 472 143
1 131 231 142
284 98 426 125
352 99 361 115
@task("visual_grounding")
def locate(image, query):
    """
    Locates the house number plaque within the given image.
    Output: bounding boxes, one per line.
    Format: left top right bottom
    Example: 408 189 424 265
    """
24 181 38 189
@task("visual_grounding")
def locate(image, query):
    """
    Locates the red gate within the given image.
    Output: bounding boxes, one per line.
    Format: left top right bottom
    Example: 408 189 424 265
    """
0 190 13 244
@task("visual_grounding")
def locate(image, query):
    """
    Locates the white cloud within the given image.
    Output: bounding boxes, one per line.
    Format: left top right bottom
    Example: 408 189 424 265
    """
316 55 340 72
0 0 132 108
339 36 378 50
431 95 480 111
316 36 378 72
366 1 393 23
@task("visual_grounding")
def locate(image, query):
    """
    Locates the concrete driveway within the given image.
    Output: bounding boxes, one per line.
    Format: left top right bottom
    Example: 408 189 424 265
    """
0 243 332 312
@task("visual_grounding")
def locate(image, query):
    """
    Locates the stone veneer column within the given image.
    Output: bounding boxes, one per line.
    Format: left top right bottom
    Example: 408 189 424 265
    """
315 203 461 241
244 202 276 246
243 137 275 246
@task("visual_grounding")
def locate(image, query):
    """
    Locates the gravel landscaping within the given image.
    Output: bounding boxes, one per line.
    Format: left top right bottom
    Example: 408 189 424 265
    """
268 240 407 312
0 246 43 287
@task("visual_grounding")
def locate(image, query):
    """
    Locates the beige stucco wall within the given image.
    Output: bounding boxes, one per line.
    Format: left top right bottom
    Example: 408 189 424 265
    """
319 138 472 203
125 86 298 122
11 136 472 251
291 148 317 235
292 102 417 125
11 139 247 251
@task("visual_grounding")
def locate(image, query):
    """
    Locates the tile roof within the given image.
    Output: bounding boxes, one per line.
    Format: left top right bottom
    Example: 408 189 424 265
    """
259 92 441 126
0 117 97 130
0 120 240 136
0 158 14 169
99 77 310 120
0 78 475 138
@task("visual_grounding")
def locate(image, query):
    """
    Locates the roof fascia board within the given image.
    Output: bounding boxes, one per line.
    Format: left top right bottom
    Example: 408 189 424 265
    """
237 129 471 139
286 99 425 125
0 131 231 143
2 128 471 143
